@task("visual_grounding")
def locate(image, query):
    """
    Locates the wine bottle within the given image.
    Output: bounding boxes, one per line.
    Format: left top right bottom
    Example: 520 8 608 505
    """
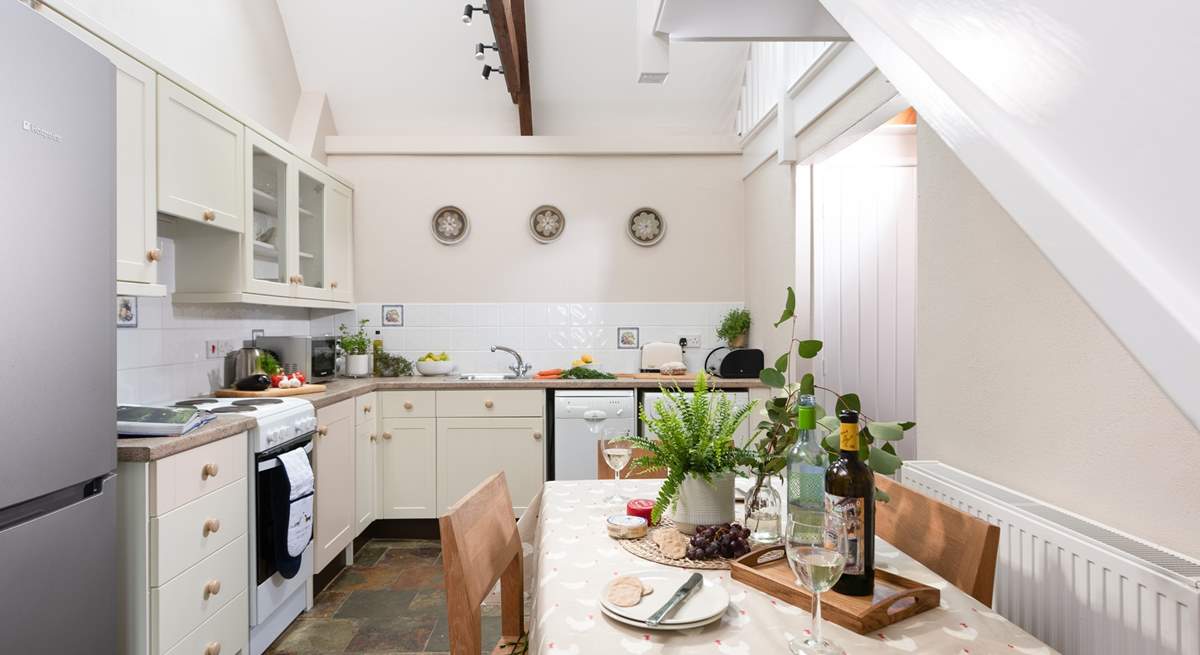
825 408 875 596
786 394 826 532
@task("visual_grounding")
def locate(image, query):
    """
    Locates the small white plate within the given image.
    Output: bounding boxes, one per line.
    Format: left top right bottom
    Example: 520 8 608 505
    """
600 570 729 626
600 604 723 631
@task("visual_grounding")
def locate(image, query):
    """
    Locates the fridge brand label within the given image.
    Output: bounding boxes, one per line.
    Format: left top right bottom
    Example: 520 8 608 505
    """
826 493 866 575
21 119 62 143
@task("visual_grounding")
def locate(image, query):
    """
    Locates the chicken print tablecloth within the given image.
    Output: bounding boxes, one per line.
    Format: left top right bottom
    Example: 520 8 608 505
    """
525 479 1056 655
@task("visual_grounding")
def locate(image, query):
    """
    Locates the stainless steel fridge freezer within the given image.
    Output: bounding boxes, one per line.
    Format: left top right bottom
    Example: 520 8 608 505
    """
0 1 117 652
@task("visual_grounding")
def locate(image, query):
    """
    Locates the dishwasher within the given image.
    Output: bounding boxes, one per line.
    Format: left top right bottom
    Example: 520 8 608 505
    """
552 390 637 480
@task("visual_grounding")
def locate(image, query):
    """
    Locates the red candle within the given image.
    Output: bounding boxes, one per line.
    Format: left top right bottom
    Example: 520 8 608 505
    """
626 498 655 524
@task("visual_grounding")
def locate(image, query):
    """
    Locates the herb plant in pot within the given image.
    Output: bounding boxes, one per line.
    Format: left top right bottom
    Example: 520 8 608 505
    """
717 308 751 348
628 372 756 534
339 319 371 377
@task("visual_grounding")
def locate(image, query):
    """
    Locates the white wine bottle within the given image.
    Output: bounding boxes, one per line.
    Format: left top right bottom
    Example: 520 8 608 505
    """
825 409 875 596
786 394 826 532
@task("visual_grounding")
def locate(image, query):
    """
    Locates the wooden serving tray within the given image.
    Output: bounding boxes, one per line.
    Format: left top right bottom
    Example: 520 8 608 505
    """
729 546 939 634
213 384 326 398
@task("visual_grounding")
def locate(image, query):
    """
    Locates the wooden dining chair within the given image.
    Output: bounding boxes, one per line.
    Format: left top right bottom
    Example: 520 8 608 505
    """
875 476 1001 606
595 441 666 479
439 472 525 655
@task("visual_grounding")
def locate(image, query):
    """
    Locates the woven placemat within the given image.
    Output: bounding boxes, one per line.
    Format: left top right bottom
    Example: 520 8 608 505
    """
619 519 732 570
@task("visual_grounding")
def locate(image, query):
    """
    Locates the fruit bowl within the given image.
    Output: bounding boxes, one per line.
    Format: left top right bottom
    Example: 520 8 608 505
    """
416 360 456 376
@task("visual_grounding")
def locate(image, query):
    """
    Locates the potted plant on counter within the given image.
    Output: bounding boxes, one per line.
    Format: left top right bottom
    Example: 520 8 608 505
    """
717 308 751 348
339 319 371 377
629 372 756 533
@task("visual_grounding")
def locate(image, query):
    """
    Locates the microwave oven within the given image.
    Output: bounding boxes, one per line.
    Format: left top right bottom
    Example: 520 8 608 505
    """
254 335 338 382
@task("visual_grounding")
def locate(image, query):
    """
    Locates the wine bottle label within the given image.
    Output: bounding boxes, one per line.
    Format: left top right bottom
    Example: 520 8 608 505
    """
825 493 866 575
839 422 859 451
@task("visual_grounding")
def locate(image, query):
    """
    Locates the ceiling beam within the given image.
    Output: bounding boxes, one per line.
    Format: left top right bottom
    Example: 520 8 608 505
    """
488 0 533 135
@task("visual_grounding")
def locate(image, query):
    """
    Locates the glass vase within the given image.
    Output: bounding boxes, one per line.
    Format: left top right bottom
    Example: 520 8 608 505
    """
744 475 783 545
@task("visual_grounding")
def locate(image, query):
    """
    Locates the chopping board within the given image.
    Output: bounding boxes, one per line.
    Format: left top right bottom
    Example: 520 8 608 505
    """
214 384 326 398
617 372 691 381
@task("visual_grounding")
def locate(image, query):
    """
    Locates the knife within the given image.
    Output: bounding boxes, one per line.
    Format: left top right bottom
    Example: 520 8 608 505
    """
645 573 703 627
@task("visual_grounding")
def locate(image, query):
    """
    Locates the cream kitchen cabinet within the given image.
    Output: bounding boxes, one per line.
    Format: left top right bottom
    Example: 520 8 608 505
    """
354 418 378 537
325 179 354 303
35 4 163 295
313 400 355 572
157 77 244 232
118 433 249 655
378 417 438 519
436 417 545 515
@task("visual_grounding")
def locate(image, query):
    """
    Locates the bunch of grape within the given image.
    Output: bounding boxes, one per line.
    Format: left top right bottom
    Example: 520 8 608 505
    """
686 523 752 560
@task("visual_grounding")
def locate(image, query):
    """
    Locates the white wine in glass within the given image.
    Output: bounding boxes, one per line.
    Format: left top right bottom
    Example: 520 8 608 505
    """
785 514 849 655
603 428 632 504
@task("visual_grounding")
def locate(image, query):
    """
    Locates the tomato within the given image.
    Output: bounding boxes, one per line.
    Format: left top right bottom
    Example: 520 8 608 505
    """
294 372 306 385
270 374 284 388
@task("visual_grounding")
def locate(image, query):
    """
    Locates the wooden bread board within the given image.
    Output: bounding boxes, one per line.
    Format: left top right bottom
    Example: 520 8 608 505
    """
616 373 691 380
730 546 939 634
213 384 327 398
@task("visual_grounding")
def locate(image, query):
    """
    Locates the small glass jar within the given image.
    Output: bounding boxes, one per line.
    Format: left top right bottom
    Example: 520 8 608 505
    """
744 475 783 545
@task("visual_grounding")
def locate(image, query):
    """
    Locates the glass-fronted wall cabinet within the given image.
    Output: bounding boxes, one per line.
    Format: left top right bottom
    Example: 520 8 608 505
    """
246 132 293 296
295 165 327 300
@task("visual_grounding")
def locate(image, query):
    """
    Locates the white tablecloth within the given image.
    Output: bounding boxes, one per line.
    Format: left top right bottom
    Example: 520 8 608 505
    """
526 479 1057 655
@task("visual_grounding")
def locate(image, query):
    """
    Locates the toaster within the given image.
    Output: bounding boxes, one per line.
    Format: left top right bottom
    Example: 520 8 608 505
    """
704 347 764 379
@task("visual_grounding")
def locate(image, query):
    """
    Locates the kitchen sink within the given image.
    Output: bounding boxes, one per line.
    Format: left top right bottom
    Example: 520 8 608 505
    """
457 373 521 381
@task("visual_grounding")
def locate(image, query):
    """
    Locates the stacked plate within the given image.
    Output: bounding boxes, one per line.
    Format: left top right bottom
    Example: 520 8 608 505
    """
599 570 730 630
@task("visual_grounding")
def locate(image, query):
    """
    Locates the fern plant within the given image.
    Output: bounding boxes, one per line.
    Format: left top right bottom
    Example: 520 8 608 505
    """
628 372 757 523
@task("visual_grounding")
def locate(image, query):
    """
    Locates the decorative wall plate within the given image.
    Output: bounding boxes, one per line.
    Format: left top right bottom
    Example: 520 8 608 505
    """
627 207 666 246
431 206 469 245
529 205 565 243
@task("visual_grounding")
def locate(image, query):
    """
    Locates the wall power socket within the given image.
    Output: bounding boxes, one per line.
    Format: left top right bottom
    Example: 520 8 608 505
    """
678 334 702 349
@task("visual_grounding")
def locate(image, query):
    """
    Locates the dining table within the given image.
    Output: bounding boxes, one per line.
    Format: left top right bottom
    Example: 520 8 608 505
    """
520 479 1058 655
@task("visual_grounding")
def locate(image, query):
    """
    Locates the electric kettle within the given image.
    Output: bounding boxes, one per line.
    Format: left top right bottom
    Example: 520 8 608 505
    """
225 346 265 387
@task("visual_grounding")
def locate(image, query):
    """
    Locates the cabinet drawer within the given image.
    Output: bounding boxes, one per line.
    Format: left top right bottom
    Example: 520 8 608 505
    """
379 390 436 418
151 433 247 516
150 478 248 586
436 390 543 418
162 590 247 655
355 392 377 426
319 398 354 425
152 535 248 654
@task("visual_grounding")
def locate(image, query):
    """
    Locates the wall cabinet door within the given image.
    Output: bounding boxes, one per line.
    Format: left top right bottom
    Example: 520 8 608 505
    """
244 130 296 297
354 421 377 537
378 418 437 519
294 163 329 300
35 6 158 287
325 180 354 303
157 77 244 232
436 417 544 516
313 405 354 572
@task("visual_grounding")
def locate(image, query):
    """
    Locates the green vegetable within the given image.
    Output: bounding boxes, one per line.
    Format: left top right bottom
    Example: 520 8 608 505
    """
559 366 616 380
257 351 280 376
373 351 413 377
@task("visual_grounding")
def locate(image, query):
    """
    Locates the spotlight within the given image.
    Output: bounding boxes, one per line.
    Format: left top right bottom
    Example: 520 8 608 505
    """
482 64 504 80
461 3 488 24
474 42 499 61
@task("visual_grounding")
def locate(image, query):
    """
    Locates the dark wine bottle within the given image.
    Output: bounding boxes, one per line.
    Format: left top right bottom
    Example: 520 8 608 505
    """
825 408 875 596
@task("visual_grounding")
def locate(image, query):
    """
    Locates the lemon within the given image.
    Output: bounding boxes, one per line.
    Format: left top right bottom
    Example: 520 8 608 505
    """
581 354 593 364
438 352 450 361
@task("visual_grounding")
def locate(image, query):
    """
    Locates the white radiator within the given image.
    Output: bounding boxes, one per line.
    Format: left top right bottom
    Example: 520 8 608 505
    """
901 461 1200 655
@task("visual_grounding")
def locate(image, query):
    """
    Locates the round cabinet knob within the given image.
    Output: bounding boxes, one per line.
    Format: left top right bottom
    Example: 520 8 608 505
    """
317 426 328 437
484 400 494 409
203 579 221 599
203 518 221 537
369 433 377 442
403 401 413 410
330 281 338 289
532 431 543 440
202 209 215 222
204 642 222 655
201 463 219 480
363 405 372 414
297 274 304 284
382 432 393 440
146 248 161 262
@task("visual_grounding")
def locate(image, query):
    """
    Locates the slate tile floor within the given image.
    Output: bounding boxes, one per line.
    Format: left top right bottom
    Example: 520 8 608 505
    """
266 539 507 655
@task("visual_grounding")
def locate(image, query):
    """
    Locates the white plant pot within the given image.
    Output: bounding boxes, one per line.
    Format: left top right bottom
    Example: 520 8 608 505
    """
671 472 736 535
345 354 370 377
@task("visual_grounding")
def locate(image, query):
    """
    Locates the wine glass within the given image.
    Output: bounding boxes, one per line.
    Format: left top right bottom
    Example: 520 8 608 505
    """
602 428 633 504
784 513 848 655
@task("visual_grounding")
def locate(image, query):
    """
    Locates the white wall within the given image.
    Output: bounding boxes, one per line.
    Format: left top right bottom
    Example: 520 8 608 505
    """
56 0 301 137
328 154 745 303
743 160 799 361
916 124 1200 560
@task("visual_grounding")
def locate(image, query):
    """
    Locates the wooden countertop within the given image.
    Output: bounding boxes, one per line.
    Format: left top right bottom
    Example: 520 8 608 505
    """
116 374 765 461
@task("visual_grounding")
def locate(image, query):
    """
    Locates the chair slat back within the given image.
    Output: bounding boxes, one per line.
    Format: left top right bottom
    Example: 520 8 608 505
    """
875 476 1000 606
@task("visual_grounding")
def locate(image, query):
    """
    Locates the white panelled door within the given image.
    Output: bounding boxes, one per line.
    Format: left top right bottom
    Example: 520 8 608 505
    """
810 130 918 457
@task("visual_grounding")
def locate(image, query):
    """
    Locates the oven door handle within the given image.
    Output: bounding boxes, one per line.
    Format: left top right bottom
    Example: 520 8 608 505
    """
256 442 314 472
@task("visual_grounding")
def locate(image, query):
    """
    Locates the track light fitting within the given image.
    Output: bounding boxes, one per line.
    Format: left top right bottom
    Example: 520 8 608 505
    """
481 64 504 80
474 41 499 61
461 3 487 24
